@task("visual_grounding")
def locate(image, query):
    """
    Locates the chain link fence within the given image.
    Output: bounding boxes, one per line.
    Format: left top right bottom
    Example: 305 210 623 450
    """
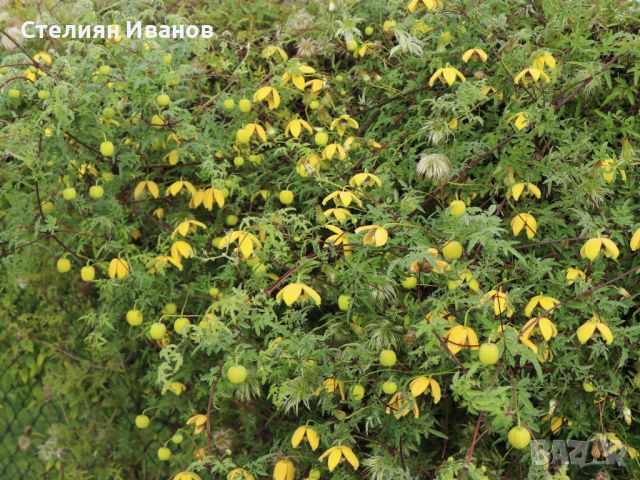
0 348 59 477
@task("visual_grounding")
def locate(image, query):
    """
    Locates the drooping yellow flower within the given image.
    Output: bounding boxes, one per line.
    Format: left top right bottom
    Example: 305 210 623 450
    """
273 459 295 480
355 225 389 247
322 143 347 160
171 240 194 262
276 282 321 306
444 325 479 354
325 225 352 254
565 267 586 285
510 111 529 130
262 45 288 62
447 269 480 292
218 231 262 258
631 228 640 251
190 188 225 210
424 309 455 324
186 414 207 434
152 255 183 272
285 118 313 138
253 86 281 109
172 219 206 238
407 0 442 12
291 426 320 451
599 158 626 183
243 122 268 143
296 155 320 177
382 20 397 33
319 446 359 472
428 67 466 87
322 190 362 208
174 472 201 480
576 315 613 345
227 468 255 480
532 52 557 71
409 376 441 402
524 295 560 317
305 79 324 93
166 180 196 197
514 67 550 84
386 391 420 419
108 257 130 280
134 180 160 199
315 378 345 400
153 207 164 219
511 212 537 239
461 48 488 63
520 317 558 352
349 172 382 188
484 289 514 317
580 237 619 261
168 381 186 395
282 65 316 91
330 115 359 136
323 208 351 221
510 182 541 201
34 51 53 66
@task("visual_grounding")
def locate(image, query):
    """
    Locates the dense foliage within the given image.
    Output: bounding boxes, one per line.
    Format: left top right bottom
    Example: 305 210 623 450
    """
1 0 640 479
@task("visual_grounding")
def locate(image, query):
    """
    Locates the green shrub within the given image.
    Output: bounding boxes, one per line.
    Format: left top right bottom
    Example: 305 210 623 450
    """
1 0 640 479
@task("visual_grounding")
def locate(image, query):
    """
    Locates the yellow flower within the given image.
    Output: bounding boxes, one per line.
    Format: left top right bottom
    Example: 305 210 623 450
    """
108 258 129 280
273 459 295 480
171 240 194 262
296 155 320 177
262 45 288 62
243 122 268 143
322 190 362 207
510 182 541 201
407 0 442 12
168 381 185 395
305 79 324 93
253 86 281 109
323 208 351 221
428 67 466 87
580 237 619 261
166 180 197 197
218 231 262 258
282 65 316 90
444 325 479 354
484 289 514 317
461 48 488 63
511 212 537 239
576 315 613 345
34 51 53 65
186 414 207 434
174 472 201 480
330 115 359 136
227 468 255 480
324 225 353 254
565 267 586 285
172 219 207 238
152 255 183 272
134 180 160 199
409 376 441 403
190 188 225 210
315 378 345 400
599 158 626 183
319 446 359 472
291 426 320 451
514 67 550 84
382 20 396 33
355 225 389 247
631 228 640 251
285 118 313 138
447 269 480 292
524 295 560 317
322 143 347 160
532 52 557 70
520 317 558 351
153 207 164 219
276 282 321 306
424 309 455 324
510 111 529 130
386 391 420 419
349 172 382 188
